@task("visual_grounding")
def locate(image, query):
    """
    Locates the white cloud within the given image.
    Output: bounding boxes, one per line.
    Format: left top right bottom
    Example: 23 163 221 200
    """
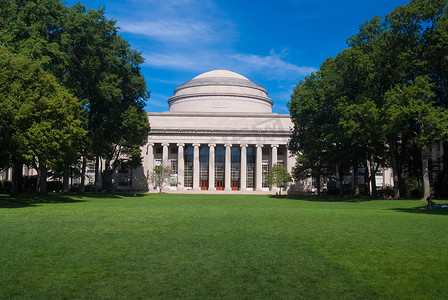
143 50 316 82
231 52 317 78
143 53 208 71
119 20 216 44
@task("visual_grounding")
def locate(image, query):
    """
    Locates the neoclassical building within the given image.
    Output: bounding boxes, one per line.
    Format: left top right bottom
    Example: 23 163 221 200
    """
144 69 296 192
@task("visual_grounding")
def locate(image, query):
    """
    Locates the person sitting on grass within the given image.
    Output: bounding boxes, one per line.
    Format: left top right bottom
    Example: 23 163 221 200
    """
426 195 436 209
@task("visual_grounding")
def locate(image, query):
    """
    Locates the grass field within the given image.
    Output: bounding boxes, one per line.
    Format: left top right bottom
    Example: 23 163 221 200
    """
1 193 447 299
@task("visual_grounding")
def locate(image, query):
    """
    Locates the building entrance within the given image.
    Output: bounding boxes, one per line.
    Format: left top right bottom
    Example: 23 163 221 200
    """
216 180 223 190
201 180 208 190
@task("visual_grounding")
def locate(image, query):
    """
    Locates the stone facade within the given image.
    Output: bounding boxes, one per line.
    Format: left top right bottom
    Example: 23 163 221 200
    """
144 69 295 193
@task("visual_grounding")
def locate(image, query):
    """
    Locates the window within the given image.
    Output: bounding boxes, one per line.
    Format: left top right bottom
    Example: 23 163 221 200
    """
171 147 178 154
231 147 240 190
262 148 269 155
262 160 270 188
278 148 284 156
170 159 178 187
119 167 132 187
184 146 193 188
156 147 163 154
215 146 225 190
246 147 255 188
87 162 95 174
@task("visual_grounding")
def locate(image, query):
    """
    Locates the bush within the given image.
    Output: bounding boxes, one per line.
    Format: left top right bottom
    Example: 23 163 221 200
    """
47 181 62 192
402 179 422 198
378 186 394 199
0 180 12 194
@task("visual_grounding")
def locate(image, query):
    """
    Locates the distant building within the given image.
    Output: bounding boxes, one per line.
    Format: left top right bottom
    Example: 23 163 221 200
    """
144 69 295 192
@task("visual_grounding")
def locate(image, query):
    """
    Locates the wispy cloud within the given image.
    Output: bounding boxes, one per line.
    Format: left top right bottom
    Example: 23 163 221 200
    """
231 52 317 78
143 50 316 83
120 20 216 44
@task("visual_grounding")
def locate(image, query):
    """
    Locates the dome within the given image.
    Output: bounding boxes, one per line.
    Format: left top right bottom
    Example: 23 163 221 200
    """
168 69 273 113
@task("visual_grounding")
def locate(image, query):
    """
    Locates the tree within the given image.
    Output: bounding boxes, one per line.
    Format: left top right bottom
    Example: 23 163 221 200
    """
290 0 448 199
384 76 448 200
266 164 292 195
61 4 150 192
0 46 85 195
1 1 150 193
149 165 172 193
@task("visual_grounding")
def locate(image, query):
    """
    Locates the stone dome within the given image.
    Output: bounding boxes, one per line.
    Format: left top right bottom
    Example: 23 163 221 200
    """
168 69 273 113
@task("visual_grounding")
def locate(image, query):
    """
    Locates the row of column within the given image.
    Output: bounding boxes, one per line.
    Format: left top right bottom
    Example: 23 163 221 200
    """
147 143 286 191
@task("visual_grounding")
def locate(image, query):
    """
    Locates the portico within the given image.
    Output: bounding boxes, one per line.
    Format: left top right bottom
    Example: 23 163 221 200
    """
147 141 293 192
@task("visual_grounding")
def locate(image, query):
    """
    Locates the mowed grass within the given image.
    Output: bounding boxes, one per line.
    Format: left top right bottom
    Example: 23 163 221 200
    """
1 193 447 299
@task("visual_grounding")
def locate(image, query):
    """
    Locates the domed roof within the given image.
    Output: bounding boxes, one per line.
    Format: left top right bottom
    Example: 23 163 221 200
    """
193 69 249 80
168 69 273 113
174 69 267 94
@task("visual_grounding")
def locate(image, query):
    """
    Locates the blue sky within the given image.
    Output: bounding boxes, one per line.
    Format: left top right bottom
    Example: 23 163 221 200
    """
64 0 411 114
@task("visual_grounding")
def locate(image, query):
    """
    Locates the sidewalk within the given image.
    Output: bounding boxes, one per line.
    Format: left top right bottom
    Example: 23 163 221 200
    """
147 188 278 195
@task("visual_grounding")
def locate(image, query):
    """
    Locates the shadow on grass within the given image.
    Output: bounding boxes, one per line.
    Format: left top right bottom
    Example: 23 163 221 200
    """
391 206 448 215
270 194 378 203
0 192 147 209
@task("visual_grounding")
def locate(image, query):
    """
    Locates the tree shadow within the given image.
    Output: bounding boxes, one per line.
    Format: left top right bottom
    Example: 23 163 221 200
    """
391 206 448 215
0 191 149 208
270 194 377 203
0 193 85 208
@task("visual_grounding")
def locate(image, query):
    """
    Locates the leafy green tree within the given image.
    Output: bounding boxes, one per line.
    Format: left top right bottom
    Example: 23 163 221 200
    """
60 3 150 192
149 165 172 193
384 76 448 199
0 46 85 195
266 164 292 195
290 0 448 199
1 0 150 193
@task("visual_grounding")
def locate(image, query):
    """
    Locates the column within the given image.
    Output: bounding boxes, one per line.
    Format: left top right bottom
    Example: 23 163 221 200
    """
147 143 154 172
240 144 247 191
256 144 263 191
177 143 184 189
193 144 200 190
271 145 278 167
286 148 294 174
147 143 154 190
162 143 169 167
208 144 216 190
271 145 279 192
224 143 232 190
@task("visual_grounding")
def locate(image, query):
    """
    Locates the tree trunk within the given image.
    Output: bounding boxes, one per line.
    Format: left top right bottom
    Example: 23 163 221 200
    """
63 165 70 194
421 147 431 200
370 156 377 198
353 163 360 197
338 165 345 196
390 139 400 199
10 164 21 196
365 159 371 197
39 163 48 195
316 175 321 195
80 156 86 194
94 155 100 193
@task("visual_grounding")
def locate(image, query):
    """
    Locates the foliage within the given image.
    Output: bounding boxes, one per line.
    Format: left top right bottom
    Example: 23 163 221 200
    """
266 164 292 195
60 3 150 191
149 165 172 193
289 0 448 199
0 46 85 194
0 0 150 193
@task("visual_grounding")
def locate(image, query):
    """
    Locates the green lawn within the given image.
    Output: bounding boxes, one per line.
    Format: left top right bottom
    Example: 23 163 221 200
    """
1 193 447 299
